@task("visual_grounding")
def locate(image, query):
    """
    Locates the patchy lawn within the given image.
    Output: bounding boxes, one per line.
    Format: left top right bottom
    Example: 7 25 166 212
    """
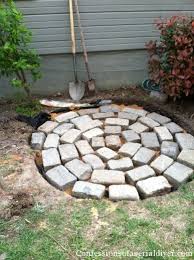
0 181 194 259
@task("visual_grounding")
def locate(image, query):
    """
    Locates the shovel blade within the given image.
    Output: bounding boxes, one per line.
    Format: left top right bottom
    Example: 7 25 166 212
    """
69 81 85 101
87 79 96 93
86 79 96 96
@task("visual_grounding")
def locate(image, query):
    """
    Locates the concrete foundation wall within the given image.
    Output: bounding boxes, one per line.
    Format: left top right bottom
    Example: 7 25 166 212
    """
0 50 148 97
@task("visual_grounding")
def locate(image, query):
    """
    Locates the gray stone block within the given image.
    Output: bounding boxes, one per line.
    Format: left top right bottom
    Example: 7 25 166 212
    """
71 115 103 132
86 119 103 131
38 121 59 134
129 122 149 134
141 132 160 150
150 155 173 174
126 165 155 185
92 112 115 119
45 165 77 190
175 133 194 150
147 112 171 124
53 123 74 136
43 133 59 149
91 170 125 185
100 104 120 113
105 118 129 128
71 115 92 129
91 136 105 149
154 126 173 142
78 108 99 116
119 142 142 157
60 129 81 144
109 185 140 201
82 154 105 170
138 116 160 129
122 107 148 117
122 130 140 143
107 157 133 171
82 128 104 141
42 148 61 170
104 126 122 136
163 162 193 188
165 122 183 134
55 111 78 123
59 144 79 163
118 112 138 122
75 140 94 156
65 159 92 181
72 181 106 199
96 147 119 161
177 149 194 168
161 141 180 159
136 176 172 198
105 135 121 150
133 147 156 166
31 132 46 150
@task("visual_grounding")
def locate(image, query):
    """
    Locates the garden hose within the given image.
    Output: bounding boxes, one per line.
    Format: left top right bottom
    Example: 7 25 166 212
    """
142 79 161 92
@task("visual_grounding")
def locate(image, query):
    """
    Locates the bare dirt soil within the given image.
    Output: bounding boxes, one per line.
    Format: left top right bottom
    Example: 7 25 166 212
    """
0 111 69 219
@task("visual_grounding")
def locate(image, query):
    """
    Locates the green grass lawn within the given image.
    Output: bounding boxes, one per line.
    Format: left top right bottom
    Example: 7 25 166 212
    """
0 182 194 260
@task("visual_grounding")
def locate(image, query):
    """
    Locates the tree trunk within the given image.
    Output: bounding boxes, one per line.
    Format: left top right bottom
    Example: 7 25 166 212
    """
21 69 32 99
16 70 32 99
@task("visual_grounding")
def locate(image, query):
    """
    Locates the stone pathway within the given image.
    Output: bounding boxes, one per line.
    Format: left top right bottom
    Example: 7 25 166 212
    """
31 104 194 201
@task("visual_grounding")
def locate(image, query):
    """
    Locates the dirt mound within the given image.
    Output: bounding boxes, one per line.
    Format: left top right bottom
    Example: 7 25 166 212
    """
9 192 34 216
0 192 34 220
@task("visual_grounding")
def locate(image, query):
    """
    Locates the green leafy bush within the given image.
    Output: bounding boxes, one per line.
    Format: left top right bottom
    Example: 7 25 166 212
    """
146 16 194 98
0 1 41 97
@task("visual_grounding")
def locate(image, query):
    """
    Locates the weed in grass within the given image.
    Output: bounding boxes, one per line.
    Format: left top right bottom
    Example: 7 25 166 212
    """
102 206 160 249
105 226 125 246
115 207 159 229
186 221 194 236
70 206 91 229
90 200 109 213
186 208 194 237
0 219 11 233
125 218 159 231
140 239 165 260
143 201 178 219
0 227 67 260
179 184 194 203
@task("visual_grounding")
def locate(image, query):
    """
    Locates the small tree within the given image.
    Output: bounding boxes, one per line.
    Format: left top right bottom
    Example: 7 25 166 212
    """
0 1 41 97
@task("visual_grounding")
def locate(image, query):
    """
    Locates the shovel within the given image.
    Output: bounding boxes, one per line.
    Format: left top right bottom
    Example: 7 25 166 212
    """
74 0 96 94
68 0 85 101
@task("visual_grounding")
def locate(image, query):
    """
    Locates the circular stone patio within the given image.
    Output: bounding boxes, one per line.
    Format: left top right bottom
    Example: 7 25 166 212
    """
31 104 194 201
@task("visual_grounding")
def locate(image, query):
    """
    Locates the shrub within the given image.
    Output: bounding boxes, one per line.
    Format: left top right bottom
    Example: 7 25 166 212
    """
146 16 194 98
0 1 41 97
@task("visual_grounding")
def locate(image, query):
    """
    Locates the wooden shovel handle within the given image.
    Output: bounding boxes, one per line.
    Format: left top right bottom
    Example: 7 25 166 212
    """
74 0 91 80
69 0 76 54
